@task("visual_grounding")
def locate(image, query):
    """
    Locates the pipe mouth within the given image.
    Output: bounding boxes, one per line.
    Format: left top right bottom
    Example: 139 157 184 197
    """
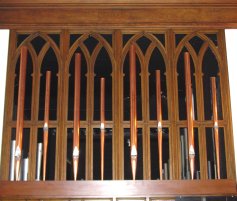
214 121 218 129
158 121 162 131
100 122 105 130
131 145 137 157
189 145 195 158
43 122 49 132
73 146 80 159
15 146 21 159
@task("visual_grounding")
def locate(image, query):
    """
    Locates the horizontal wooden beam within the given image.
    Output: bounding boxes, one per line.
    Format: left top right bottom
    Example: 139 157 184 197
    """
0 180 236 199
1 0 237 6
1 6 237 29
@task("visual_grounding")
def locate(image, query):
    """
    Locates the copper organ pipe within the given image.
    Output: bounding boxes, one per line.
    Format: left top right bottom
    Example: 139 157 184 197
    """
156 70 163 180
15 46 28 181
129 44 137 180
73 53 81 181
43 71 51 181
100 77 105 180
184 52 195 180
211 77 220 179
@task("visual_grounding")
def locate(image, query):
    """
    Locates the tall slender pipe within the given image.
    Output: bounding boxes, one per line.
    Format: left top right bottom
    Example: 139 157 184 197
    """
100 77 105 180
129 44 137 180
15 46 28 181
184 52 195 180
211 77 220 179
43 71 51 181
156 70 163 180
73 53 81 181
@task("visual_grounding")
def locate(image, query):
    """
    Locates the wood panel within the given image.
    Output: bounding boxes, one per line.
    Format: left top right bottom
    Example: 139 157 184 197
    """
1 0 237 5
0 180 236 199
1 6 237 29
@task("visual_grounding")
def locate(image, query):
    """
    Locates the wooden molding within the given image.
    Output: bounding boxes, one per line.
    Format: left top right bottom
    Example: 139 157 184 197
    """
1 3 237 29
1 0 237 6
0 180 236 199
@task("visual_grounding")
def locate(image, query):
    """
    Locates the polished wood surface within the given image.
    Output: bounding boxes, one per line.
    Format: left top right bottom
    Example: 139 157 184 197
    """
1 0 237 4
73 53 81 181
211 77 220 179
156 70 163 180
129 44 137 180
0 180 236 199
1 4 237 29
15 46 28 181
43 70 51 181
184 52 195 180
100 77 105 180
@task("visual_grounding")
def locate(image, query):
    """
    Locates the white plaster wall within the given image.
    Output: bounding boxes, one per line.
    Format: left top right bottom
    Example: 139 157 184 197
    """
0 30 10 167
225 29 237 181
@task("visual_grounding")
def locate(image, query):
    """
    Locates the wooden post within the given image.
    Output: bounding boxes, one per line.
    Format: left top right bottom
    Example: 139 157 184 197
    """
100 77 105 180
73 53 81 181
15 46 27 181
129 44 137 180
211 77 220 179
43 71 51 181
156 70 163 180
184 52 195 180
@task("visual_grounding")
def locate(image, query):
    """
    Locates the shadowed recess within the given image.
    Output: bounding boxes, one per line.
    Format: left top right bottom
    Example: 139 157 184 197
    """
148 47 168 121
202 47 222 120
38 47 58 120
68 48 87 121
177 47 197 120
93 47 112 121
123 53 142 121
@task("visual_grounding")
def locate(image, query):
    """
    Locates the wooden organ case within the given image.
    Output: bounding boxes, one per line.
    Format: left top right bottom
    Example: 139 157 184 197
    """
0 1 237 201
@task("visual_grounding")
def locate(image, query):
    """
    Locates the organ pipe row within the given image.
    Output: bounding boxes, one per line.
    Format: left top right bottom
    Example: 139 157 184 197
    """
11 46 221 181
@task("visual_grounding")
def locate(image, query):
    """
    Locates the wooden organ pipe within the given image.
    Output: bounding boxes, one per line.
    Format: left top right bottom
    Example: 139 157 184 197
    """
73 53 81 181
100 77 105 180
211 77 220 179
156 70 163 180
15 46 28 181
43 71 51 181
129 44 137 180
184 52 195 180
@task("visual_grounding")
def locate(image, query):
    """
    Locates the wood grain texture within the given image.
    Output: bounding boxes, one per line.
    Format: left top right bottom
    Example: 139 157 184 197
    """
1 0 237 5
43 71 51 181
1 6 237 29
0 180 236 199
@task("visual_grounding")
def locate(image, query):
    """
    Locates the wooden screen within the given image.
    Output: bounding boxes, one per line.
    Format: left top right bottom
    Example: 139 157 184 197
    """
0 29 235 182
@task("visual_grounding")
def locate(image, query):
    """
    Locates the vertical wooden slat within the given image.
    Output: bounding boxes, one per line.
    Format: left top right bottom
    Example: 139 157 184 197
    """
86 38 94 181
113 30 123 180
142 42 149 180
60 29 70 180
167 29 178 179
197 41 208 180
